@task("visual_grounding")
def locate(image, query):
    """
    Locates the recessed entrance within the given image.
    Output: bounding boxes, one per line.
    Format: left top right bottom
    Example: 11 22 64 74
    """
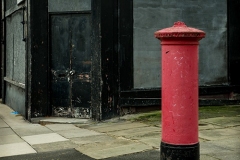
50 14 91 118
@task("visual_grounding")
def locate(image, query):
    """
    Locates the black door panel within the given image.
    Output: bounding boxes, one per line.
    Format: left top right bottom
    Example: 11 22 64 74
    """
50 14 91 118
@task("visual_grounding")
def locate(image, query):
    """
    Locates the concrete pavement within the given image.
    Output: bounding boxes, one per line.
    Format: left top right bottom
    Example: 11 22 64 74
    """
0 103 240 160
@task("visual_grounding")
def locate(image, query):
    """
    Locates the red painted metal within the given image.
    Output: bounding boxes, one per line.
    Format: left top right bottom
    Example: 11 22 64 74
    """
155 21 205 145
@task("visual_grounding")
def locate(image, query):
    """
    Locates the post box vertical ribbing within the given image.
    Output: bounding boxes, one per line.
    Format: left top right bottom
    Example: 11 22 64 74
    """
155 21 205 160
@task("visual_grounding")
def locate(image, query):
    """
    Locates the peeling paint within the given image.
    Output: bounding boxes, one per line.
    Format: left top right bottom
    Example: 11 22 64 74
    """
52 107 91 118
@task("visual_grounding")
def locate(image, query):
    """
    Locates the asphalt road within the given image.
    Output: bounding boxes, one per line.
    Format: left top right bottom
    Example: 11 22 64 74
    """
0 149 160 160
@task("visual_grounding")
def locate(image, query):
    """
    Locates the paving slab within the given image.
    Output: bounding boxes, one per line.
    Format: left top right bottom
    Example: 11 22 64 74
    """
0 134 24 145
77 143 152 159
22 133 68 145
200 117 240 127
32 140 79 152
202 137 240 150
231 125 240 131
77 121 132 130
208 150 240 160
46 124 80 131
37 117 91 125
0 104 31 128
0 149 94 160
87 122 149 133
199 137 209 142
200 141 233 155
0 128 15 136
13 124 53 136
200 154 219 160
0 142 36 157
0 119 8 128
71 134 116 145
0 114 28 128
76 138 135 152
199 127 239 141
104 149 160 160
137 137 160 149
57 128 102 139
198 121 223 130
115 130 160 140
10 124 38 130
107 126 160 137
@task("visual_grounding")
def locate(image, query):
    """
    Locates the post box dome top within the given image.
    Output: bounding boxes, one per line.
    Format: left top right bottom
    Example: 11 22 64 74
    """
155 21 205 40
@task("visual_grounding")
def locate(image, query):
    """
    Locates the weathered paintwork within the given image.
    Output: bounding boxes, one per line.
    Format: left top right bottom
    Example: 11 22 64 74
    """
133 0 227 88
155 21 205 145
2 0 240 121
4 0 26 116
50 14 92 118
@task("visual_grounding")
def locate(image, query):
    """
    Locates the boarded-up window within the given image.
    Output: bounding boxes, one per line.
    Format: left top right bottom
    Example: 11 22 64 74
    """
133 0 227 88
6 11 25 83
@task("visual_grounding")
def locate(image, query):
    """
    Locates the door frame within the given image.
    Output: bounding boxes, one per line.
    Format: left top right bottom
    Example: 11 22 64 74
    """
48 11 92 117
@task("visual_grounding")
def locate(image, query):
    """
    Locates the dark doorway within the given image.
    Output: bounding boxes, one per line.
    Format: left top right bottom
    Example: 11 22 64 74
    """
50 14 91 118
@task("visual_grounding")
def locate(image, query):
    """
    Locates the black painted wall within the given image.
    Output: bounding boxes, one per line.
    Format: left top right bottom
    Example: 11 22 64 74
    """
97 0 134 119
1 0 5 101
91 0 101 120
91 0 120 120
228 0 240 85
100 0 116 119
27 0 48 119
0 1 2 98
118 0 133 91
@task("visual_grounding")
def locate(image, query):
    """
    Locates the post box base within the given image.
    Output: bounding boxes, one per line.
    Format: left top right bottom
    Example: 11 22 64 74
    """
160 142 199 160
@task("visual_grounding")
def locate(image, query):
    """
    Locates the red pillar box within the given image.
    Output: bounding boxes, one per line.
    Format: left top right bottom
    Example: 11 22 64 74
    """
155 21 205 160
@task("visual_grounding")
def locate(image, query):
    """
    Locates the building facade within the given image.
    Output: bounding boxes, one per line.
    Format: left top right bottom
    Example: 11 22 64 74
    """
1 0 240 121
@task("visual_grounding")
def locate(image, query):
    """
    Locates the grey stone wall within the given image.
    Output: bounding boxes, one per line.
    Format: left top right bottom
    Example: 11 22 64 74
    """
133 0 227 88
6 84 25 115
5 1 26 116
6 0 17 10
6 11 25 83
